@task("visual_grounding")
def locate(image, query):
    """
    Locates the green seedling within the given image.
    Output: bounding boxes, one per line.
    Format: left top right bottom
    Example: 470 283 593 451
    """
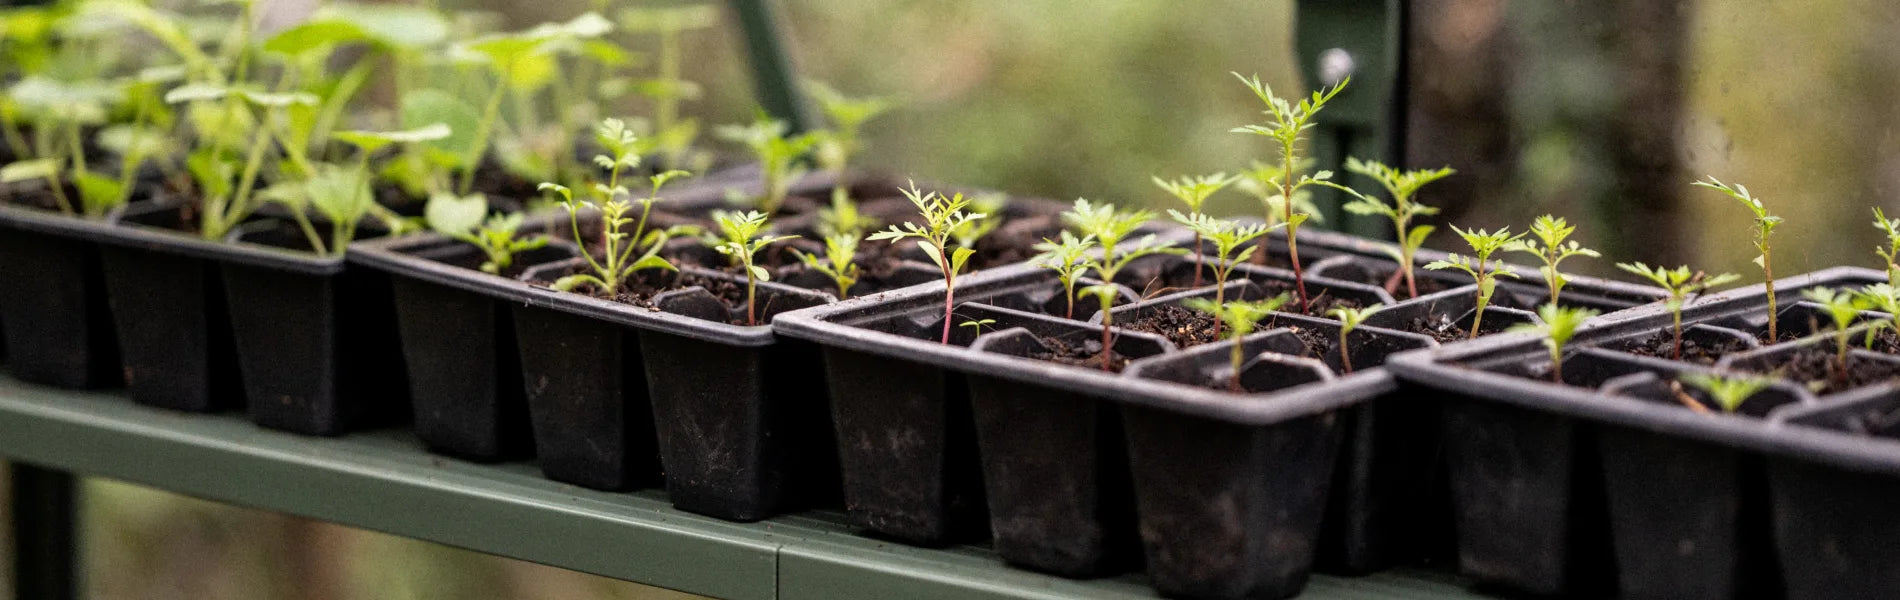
807 81 893 233
1426 226 1526 339
1677 372 1777 414
425 193 548 275
1154 172 1239 287
1183 294 1294 391
1078 284 1126 372
712 210 796 326
1169 213 1273 335
1802 287 1868 380
717 117 818 215
959 318 997 337
541 121 693 296
1508 303 1600 383
1617 263 1741 361
1236 159 1324 232
1032 231 1097 320
620 4 719 167
4 76 128 218
1326 304 1387 374
1330 157 1452 298
1855 283 1900 345
1231 73 1349 312
1507 215 1602 307
1063 198 1184 293
792 232 863 299
868 183 990 344
167 86 319 242
1695 177 1783 340
1873 208 1900 286
951 192 1006 250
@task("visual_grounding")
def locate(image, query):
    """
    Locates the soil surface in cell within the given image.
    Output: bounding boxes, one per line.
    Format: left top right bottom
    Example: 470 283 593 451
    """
1400 312 1510 343
1029 334 1132 373
1620 329 1752 365
1744 345 1900 396
537 268 771 325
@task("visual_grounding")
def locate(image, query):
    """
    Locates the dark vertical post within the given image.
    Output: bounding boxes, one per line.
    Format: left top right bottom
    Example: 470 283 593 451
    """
10 463 76 600
1296 0 1408 238
725 0 813 132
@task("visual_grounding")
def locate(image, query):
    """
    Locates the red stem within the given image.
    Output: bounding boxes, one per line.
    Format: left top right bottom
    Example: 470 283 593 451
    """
1191 232 1204 288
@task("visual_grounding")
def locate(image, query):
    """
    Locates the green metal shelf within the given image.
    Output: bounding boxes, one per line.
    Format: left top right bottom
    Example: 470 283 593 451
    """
0 376 1482 599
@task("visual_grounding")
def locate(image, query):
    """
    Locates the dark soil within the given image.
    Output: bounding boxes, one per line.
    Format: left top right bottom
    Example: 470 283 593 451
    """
535 268 768 325
1 180 82 213
1288 326 1334 364
1121 304 1220 349
1865 329 1900 355
1742 345 1900 396
1620 329 1750 365
1401 312 1508 343
1028 333 1131 373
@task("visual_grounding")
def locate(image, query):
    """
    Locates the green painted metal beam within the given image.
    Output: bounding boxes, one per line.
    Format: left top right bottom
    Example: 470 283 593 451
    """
0 376 1490 599
725 0 814 132
1296 0 1407 239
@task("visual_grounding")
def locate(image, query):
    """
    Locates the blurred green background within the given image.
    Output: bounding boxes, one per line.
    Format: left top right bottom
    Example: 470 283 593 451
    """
12 0 1900 598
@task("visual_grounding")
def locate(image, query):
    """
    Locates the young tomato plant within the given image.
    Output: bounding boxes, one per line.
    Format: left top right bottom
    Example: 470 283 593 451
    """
1873 208 1900 286
1032 231 1097 320
1616 263 1741 361
1328 157 1451 298
1695 177 1782 340
1507 215 1602 307
1677 372 1776 414
1509 303 1600 383
1326 304 1386 374
425 193 549 275
1231 73 1349 312
1154 173 1238 287
1802 287 1867 381
1171 213 1273 335
712 210 796 326
1426 226 1526 339
792 232 863 299
1183 294 1293 391
868 183 989 344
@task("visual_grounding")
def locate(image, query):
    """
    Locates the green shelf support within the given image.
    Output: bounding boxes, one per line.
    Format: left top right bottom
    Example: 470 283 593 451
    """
1296 0 1407 239
0 376 1492 599
725 0 814 133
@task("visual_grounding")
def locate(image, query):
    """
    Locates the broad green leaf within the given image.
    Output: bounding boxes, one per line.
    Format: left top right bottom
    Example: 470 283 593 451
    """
239 90 319 108
334 123 452 154
317 3 450 49
263 20 367 57
0 158 60 183
950 246 976 275
73 170 126 215
1405 225 1435 251
186 150 236 199
304 165 374 225
425 192 487 235
401 90 481 165
630 254 678 273
551 274 597 292
163 82 231 104
748 265 770 282
96 125 172 159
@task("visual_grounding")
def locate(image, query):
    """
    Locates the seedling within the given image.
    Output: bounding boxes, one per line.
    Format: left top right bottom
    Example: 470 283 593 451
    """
542 121 694 296
168 86 320 242
951 192 1007 250
1426 226 1526 339
1329 157 1452 298
807 81 893 232
1508 303 1600 383
792 232 863 299
712 210 796 326
425 193 549 275
1855 283 1900 343
620 4 720 167
1153 173 1239 287
717 117 818 215
1169 213 1273 334
1873 207 1900 286
1695 177 1782 340
1506 215 1602 307
868 183 989 344
1183 294 1294 391
1326 304 1386 374
1802 287 1867 379
1616 263 1741 361
1231 73 1349 312
1078 284 1125 372
959 318 997 337
1677 372 1777 414
1062 198 1184 293
1032 231 1097 320
1236 159 1324 231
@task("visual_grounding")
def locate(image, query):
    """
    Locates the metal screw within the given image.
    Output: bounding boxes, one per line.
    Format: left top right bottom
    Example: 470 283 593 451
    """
1318 48 1356 86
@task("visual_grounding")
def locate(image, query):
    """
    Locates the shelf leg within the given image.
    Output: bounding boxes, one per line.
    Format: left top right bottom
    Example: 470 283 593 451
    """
10 463 77 600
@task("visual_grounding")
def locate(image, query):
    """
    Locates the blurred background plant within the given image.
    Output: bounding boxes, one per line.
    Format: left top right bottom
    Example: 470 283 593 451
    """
8 0 1900 597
